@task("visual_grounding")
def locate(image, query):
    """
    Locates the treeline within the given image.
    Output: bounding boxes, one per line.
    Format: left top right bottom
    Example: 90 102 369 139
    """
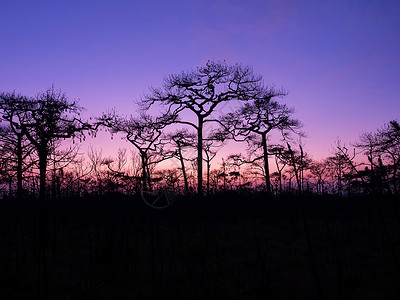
0 61 399 200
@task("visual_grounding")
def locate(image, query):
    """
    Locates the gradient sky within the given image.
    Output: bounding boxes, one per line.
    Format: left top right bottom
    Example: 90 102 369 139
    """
1 0 399 164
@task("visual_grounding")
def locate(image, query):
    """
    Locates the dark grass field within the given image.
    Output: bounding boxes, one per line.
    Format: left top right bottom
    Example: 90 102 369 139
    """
1 192 400 299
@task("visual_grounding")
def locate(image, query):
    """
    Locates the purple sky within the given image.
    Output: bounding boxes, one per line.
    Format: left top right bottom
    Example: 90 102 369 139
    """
1 0 399 162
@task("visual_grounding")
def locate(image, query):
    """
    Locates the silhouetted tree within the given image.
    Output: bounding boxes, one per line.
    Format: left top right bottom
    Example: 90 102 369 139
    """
328 139 357 194
167 129 196 195
309 160 328 194
47 141 81 200
203 131 225 194
376 121 400 194
1 88 91 200
269 145 291 194
354 132 387 193
287 143 302 194
0 93 37 200
98 111 175 190
220 89 302 195
0 127 17 196
142 60 263 195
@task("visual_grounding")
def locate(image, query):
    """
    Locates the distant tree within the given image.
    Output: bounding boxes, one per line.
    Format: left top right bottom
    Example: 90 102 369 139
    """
100 148 143 194
47 141 81 200
203 131 225 194
309 160 328 195
327 139 358 195
354 132 387 193
356 132 380 171
142 60 263 195
376 121 400 194
98 111 175 190
220 89 302 195
167 129 196 195
286 143 312 194
355 121 400 194
86 147 110 194
269 145 291 194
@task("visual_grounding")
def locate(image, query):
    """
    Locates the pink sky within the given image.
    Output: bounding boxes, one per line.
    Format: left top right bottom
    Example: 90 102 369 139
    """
1 0 399 167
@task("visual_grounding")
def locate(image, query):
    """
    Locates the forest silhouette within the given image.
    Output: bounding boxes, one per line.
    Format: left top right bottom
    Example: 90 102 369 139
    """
1 61 400 299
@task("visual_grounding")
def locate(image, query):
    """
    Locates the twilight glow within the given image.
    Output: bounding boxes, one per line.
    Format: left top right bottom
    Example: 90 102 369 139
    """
1 0 399 161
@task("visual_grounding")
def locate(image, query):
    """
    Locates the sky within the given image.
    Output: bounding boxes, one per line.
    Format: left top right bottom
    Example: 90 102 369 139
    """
1 0 399 166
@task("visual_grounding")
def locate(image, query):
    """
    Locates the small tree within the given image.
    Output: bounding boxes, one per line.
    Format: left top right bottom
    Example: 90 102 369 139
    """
98 111 175 190
286 143 312 194
203 131 225 194
167 129 196 195
309 160 328 195
269 145 291 194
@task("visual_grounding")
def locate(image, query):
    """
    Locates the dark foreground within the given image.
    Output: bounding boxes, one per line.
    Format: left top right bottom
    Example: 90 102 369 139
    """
1 192 400 299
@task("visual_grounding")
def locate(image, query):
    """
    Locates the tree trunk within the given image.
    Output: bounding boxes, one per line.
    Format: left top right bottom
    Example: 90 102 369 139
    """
141 153 148 191
38 146 48 201
16 133 23 201
177 142 189 195
287 143 301 195
197 118 204 196
261 133 271 195
207 159 211 195
299 145 304 194
392 160 398 195
52 158 56 202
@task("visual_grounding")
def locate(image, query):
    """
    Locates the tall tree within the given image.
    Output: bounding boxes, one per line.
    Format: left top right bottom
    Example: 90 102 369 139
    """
0 93 37 200
142 60 263 195
0 125 35 199
1 88 91 200
220 90 302 195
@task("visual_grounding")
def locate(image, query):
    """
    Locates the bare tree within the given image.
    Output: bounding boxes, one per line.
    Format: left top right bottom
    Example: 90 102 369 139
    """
167 129 196 195
98 111 175 190
269 145 291 194
220 89 302 195
203 131 225 194
355 121 400 194
327 140 358 195
0 94 36 200
47 141 81 200
142 60 263 195
376 121 400 194
309 160 328 195
1 88 92 200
